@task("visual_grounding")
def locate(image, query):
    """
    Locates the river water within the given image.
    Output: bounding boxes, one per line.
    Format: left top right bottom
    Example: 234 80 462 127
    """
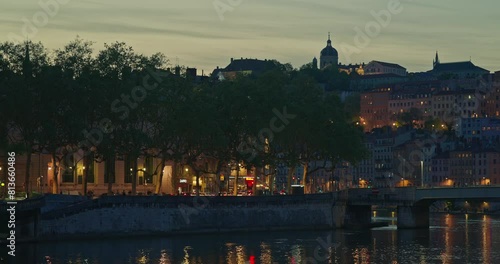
17 214 500 264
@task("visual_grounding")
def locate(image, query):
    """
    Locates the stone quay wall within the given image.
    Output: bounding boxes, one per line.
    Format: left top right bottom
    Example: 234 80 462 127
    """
39 194 336 239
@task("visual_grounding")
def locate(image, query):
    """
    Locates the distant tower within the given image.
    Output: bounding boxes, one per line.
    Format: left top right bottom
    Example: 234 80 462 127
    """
312 57 318 69
433 51 440 69
22 41 32 78
320 32 338 69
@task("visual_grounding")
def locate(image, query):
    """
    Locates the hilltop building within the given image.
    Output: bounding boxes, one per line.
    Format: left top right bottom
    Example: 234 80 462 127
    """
211 58 278 81
430 51 489 78
364 61 407 76
320 32 338 69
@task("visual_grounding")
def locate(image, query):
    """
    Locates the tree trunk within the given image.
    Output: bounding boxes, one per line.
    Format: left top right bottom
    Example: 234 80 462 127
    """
131 157 137 195
252 167 259 196
215 164 222 195
286 166 296 194
215 172 221 195
51 153 59 194
83 155 89 196
106 155 113 195
303 162 309 194
172 163 181 195
24 146 32 198
172 163 179 195
195 171 200 197
233 167 239 196
155 155 166 194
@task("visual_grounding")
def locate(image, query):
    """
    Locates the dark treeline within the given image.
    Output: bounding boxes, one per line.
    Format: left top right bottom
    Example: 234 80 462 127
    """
0 38 367 197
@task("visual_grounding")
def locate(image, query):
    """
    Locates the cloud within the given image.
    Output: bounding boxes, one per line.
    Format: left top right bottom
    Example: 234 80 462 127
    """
0 0 499 72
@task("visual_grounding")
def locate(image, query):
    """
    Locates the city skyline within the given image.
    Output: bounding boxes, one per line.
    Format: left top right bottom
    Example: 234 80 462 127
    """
1 0 499 74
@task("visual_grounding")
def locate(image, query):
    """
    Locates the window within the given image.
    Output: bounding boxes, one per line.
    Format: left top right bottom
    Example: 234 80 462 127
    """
63 168 75 183
78 156 95 184
87 155 95 184
61 155 75 183
62 155 75 183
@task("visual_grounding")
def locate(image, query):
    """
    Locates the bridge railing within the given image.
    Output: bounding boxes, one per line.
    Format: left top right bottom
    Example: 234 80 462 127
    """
415 186 500 201
341 187 417 205
0 196 45 212
42 198 98 220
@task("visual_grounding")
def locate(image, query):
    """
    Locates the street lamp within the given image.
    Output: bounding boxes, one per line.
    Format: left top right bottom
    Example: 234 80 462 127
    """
420 160 424 188
403 158 406 187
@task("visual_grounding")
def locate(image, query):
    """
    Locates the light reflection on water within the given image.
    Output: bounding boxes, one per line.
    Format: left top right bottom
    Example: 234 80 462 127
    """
18 214 500 264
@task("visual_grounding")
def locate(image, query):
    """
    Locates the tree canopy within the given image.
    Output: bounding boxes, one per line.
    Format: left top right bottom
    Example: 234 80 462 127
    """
0 38 367 195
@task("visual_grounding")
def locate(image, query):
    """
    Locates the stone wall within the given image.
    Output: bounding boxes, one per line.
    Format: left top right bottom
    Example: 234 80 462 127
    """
42 194 89 213
39 194 335 239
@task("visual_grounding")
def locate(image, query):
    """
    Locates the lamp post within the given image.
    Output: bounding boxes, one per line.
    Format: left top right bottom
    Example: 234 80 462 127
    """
403 158 406 187
420 160 424 188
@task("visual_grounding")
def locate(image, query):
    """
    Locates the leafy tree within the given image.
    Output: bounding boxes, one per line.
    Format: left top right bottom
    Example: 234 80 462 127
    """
344 93 361 122
2 41 49 196
396 107 423 127
53 36 95 78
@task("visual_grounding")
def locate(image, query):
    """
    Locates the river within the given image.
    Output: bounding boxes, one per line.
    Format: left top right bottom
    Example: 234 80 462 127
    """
17 213 500 264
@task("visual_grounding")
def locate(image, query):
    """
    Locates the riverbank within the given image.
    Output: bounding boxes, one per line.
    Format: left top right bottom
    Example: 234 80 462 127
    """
37 194 337 242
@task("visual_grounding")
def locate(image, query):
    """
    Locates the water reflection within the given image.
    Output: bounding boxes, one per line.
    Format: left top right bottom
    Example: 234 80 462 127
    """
17 214 500 264
159 249 172 264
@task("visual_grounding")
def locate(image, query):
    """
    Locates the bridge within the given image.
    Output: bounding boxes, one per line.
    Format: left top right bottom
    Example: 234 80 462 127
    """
0 196 45 241
333 186 500 229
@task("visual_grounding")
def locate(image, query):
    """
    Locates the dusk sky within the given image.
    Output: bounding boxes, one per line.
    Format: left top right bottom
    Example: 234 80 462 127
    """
1 0 499 74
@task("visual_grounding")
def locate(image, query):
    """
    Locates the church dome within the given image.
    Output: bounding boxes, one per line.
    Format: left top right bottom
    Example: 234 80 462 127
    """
321 39 338 57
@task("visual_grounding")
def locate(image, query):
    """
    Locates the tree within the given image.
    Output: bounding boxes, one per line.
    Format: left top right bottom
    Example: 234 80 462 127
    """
272 73 368 193
0 41 49 76
396 108 423 127
36 65 77 194
344 93 361 122
54 37 99 195
53 36 95 78
2 41 49 196
147 71 189 194
176 83 229 196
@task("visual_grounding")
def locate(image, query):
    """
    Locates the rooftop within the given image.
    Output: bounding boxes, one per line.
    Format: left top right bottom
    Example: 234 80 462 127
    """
356 73 407 80
370 61 406 70
433 61 489 73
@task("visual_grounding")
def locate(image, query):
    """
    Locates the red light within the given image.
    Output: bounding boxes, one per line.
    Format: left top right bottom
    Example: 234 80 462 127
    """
249 255 255 264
